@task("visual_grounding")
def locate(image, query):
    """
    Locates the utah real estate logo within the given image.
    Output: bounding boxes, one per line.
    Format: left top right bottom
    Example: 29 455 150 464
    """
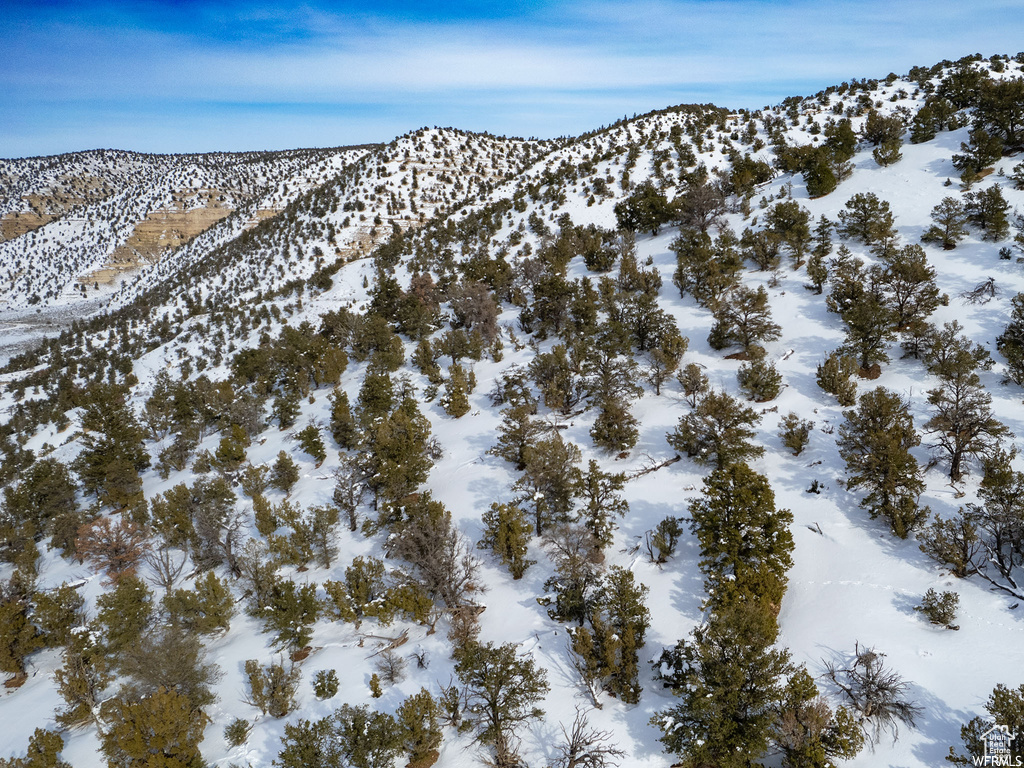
978 723 1021 767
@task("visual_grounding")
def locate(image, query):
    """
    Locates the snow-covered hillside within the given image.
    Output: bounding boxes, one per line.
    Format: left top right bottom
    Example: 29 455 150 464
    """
2 52 1024 768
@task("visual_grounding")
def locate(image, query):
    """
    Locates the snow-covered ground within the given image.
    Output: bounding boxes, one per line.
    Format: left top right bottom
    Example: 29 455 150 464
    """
2 58 1024 767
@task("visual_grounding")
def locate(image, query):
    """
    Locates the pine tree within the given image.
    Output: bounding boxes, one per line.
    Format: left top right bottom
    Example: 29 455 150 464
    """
575 460 629 548
441 363 472 418
774 668 865 768
163 571 234 634
490 404 546 471
396 689 444 768
924 363 1009 482
455 641 550 768
667 389 764 469
836 193 897 247
838 388 928 538
778 413 814 456
0 727 71 768
296 424 327 465
100 687 207 768
737 346 783 402
922 196 969 249
688 463 794 615
514 433 583 536
965 184 1010 240
709 286 782 353
651 602 792 768
96 573 153 656
949 683 1024 766
997 293 1024 386
270 451 300 494
879 244 942 330
73 384 151 511
590 396 640 453
816 351 858 406
479 502 535 579
0 575 42 675
328 389 360 450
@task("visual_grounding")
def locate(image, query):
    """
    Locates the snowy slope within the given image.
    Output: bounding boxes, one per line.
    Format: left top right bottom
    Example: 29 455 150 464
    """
2 53 1024 767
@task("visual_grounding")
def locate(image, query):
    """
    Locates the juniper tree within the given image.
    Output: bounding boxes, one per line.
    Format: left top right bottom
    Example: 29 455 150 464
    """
514 433 583 536
651 602 792 768
922 196 969 249
689 463 794 615
667 389 764 469
774 668 865 768
838 388 928 538
997 293 1024 386
2 458 78 555
73 384 151 511
778 413 814 456
479 502 535 579
924 361 1010 482
455 642 550 768
100 687 208 768
574 460 629 548
708 285 782 354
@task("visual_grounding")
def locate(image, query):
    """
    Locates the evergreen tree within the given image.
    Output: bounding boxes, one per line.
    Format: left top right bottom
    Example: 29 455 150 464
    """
296 424 327 465
2 458 78 554
361 397 433 506
836 193 897 247
924 361 1010 482
0 728 71 768
879 244 942 330
514 433 583 536
965 184 1010 240
396 689 443 767
737 346 784 402
0 574 42 675
73 384 151 511
479 502 535 579
118 624 221 711
689 463 794 615
574 460 629 548
838 388 928 538
667 389 764 469
948 683 1024 766
765 200 813 267
708 286 782 353
997 292 1024 386
100 687 207 768
816 351 858 406
441 363 472 418
921 196 969 249
774 668 865 768
455 641 550 768
163 571 235 634
651 602 791 768
590 396 640 453
270 451 300 494
490 404 546 471
328 389 360 450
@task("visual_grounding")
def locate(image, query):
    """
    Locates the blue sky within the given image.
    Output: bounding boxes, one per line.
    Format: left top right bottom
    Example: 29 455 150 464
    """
2 0 1022 158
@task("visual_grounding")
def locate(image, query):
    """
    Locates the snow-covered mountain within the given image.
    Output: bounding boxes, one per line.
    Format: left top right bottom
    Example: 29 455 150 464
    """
2 52 1024 768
